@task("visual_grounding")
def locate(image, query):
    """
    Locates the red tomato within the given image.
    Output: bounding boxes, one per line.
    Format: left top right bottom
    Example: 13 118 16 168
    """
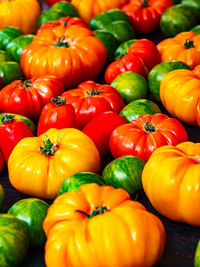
0 114 34 163
109 113 188 162
82 111 126 157
37 96 76 136
61 81 125 129
0 75 64 121
45 0 61 6
122 0 174 34
104 53 147 84
0 148 4 173
128 39 161 70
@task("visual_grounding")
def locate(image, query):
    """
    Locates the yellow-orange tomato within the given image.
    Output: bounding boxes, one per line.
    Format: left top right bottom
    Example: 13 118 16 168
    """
160 68 200 126
142 142 200 226
157 31 200 69
69 0 129 23
43 183 166 267
0 0 41 34
8 128 100 199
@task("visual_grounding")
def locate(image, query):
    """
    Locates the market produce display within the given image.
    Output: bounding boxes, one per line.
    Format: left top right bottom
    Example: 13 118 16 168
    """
1 0 200 266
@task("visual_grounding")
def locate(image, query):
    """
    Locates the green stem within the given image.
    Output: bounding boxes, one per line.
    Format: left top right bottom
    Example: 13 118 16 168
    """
144 121 156 133
2 114 15 123
141 0 148 8
55 36 69 48
184 39 195 49
40 137 58 156
86 85 103 98
77 206 109 218
50 96 66 106
23 80 32 89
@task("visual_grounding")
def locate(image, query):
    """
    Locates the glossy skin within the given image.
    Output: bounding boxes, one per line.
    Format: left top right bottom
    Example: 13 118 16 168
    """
102 155 145 195
21 25 107 89
8 198 49 248
142 142 200 226
122 0 173 34
82 111 126 157
160 69 200 126
45 0 61 5
8 128 101 199
0 26 23 50
43 183 166 267
0 75 65 120
0 0 41 34
37 96 76 136
61 81 125 129
0 61 23 88
0 214 29 267
109 113 188 162
157 31 200 69
0 115 34 163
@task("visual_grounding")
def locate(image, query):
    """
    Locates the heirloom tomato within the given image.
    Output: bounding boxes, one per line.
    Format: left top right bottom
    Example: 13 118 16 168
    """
195 240 200 267
82 111 126 157
0 114 34 163
43 183 166 267
45 0 61 6
61 81 125 129
21 25 106 89
37 96 76 136
142 141 200 226
0 61 23 88
109 113 188 162
157 31 200 69
0 75 64 121
0 26 23 50
122 0 173 34
8 128 100 199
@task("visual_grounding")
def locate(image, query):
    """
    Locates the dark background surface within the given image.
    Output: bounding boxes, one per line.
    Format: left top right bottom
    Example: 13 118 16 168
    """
1 1 200 266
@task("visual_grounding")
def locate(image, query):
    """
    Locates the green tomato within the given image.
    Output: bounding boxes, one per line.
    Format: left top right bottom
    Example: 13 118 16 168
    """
0 184 4 210
191 25 200 34
58 172 105 196
8 198 49 248
160 4 198 37
50 1 79 17
114 39 137 60
0 61 23 88
6 34 34 63
111 71 148 104
120 99 161 122
0 214 29 267
195 240 200 267
148 60 190 102
102 155 145 196
0 26 23 50
181 0 200 18
37 9 67 29
0 50 12 64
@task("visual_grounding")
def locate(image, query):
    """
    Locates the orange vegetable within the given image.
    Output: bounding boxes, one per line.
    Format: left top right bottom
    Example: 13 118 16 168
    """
8 128 100 199
43 183 166 267
142 142 200 226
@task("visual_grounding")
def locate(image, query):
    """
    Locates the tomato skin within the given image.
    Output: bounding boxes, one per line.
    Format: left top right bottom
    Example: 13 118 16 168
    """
45 0 62 6
0 75 64 121
82 111 126 157
37 96 76 136
109 113 188 162
61 81 125 129
0 114 34 163
122 0 174 34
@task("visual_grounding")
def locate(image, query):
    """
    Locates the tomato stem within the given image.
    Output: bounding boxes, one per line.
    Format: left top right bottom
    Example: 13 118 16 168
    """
2 114 15 123
55 36 69 48
184 39 195 49
86 85 103 98
144 121 156 133
141 0 148 8
23 80 32 89
51 96 66 106
40 137 58 156
77 206 109 218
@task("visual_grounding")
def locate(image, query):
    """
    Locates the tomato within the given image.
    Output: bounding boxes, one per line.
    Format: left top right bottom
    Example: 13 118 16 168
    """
45 0 62 6
37 96 76 136
58 172 105 195
102 155 145 195
0 113 34 163
82 111 126 157
114 39 137 60
0 50 12 63
61 81 125 129
0 61 23 88
0 214 29 267
195 240 200 267
0 26 23 50
0 75 64 121
110 71 148 104
8 198 49 248
109 113 188 162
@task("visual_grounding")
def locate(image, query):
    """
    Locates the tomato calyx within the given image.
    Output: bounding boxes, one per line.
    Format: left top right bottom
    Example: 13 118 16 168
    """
141 0 149 8
86 86 103 98
23 80 32 89
77 205 109 218
2 114 15 123
55 36 69 48
40 137 58 156
184 39 195 49
144 121 156 133
51 96 66 106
